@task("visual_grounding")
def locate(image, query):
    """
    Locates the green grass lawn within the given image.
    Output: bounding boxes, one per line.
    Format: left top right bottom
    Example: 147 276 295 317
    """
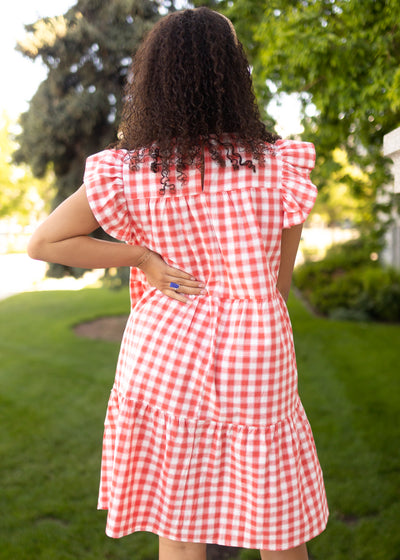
0 288 399 560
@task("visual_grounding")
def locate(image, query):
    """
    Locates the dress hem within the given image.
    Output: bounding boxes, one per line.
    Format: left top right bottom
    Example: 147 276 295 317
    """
97 393 329 551
96 512 329 551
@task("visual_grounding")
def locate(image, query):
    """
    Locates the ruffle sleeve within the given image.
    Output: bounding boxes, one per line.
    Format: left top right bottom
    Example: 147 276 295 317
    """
275 139 318 229
84 149 133 243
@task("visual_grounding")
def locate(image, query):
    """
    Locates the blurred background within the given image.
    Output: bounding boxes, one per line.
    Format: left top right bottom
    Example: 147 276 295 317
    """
1 1 399 559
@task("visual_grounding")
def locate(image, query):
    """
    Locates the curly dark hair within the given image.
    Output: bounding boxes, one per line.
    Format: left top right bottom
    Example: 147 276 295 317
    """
116 7 280 191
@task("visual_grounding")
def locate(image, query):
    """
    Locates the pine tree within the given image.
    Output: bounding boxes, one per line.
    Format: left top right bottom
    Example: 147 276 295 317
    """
14 0 160 276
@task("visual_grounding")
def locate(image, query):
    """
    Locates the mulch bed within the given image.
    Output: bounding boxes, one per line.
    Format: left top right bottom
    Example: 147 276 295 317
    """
73 315 129 342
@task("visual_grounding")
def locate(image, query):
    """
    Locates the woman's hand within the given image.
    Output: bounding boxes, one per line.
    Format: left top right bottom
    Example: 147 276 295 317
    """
137 249 206 304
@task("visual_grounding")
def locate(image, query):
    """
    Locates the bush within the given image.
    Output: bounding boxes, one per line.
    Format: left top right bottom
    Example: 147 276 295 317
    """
295 238 379 291
101 266 130 290
294 238 400 322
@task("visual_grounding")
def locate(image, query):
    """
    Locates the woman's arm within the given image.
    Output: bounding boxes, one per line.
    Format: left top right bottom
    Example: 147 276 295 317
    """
276 223 303 303
28 185 205 303
28 185 143 268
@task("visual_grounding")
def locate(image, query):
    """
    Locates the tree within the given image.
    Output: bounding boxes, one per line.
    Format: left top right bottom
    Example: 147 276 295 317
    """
16 0 400 248
14 0 160 275
220 0 400 236
312 148 371 226
0 111 54 224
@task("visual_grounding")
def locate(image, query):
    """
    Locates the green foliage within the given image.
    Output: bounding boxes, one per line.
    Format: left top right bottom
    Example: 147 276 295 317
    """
13 0 400 273
14 0 159 187
222 0 400 234
295 238 378 286
101 265 131 289
311 148 373 227
0 112 54 223
13 0 160 275
294 238 400 322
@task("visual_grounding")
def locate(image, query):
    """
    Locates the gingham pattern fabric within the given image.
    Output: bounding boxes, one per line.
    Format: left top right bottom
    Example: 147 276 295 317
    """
84 139 329 550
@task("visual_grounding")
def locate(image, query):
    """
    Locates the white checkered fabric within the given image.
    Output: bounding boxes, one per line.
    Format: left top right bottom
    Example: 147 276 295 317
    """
84 139 328 550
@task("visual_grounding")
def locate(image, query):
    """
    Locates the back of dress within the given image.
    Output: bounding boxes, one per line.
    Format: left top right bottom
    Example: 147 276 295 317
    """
86 139 316 301
84 138 328 551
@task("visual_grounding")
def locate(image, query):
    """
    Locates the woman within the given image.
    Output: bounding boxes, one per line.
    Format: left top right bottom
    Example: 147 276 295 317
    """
28 7 328 560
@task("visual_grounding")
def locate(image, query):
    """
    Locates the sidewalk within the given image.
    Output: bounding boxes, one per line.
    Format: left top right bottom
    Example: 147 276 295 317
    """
0 253 103 301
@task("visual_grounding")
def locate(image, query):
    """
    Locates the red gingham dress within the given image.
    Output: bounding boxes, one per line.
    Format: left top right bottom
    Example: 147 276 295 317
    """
84 139 329 551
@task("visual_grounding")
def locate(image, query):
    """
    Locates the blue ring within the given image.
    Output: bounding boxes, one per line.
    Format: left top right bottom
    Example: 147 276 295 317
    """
169 282 180 289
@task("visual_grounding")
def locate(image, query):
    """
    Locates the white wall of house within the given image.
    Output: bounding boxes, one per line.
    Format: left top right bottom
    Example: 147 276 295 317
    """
383 126 400 269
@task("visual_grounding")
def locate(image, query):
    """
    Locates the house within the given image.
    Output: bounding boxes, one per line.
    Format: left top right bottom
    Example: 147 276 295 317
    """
382 126 400 269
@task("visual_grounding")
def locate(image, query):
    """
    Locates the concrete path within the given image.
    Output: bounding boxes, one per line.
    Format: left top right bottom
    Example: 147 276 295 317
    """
0 253 103 301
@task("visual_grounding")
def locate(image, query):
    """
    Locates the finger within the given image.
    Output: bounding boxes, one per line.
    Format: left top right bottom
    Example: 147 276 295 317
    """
164 288 190 303
165 278 206 295
172 284 206 295
166 275 205 289
164 265 198 281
